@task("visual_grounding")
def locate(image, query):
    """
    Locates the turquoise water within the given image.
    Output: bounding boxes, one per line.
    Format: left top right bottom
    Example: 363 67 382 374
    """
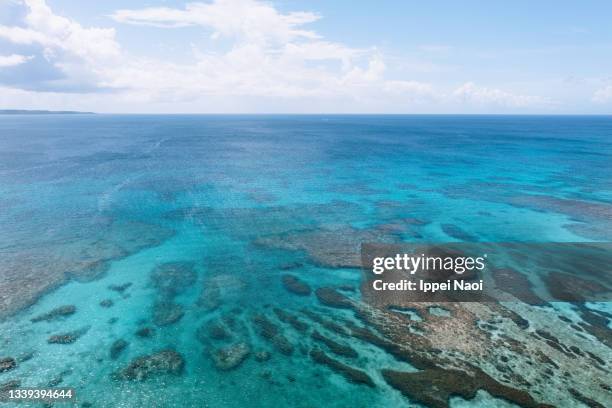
0 115 611 407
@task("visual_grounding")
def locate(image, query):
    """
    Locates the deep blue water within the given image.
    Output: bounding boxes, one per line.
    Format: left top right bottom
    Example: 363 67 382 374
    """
0 115 610 407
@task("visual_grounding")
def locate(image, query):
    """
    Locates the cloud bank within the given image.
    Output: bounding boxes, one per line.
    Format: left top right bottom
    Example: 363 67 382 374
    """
0 0 600 113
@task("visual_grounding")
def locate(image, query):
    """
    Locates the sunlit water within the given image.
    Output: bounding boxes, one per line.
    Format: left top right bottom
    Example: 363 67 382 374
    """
0 115 610 407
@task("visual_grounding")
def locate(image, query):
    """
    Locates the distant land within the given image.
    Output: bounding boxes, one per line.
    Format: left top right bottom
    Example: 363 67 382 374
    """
0 109 94 115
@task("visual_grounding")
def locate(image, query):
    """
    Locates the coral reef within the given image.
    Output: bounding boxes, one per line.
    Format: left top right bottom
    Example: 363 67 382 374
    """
309 349 374 387
30 305 76 323
0 358 16 373
47 326 90 344
110 339 129 360
114 349 184 381
311 330 357 358
152 301 184 326
281 274 311 296
252 314 294 355
210 343 250 371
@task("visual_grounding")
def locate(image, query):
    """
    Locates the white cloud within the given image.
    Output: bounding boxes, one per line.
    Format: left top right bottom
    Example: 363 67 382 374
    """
0 1 120 62
111 0 320 45
0 53 33 67
105 0 434 103
384 80 434 95
0 0 121 91
0 0 562 112
453 82 549 108
592 84 612 103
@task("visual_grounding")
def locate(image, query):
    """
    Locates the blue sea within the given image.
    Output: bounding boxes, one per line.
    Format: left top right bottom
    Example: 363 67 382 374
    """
0 115 610 407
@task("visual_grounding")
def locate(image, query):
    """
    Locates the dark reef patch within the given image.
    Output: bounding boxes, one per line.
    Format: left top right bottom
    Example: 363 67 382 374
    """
315 287 353 309
301 310 349 337
114 349 184 381
544 272 609 302
153 302 184 326
31 305 76 323
569 388 607 408
47 326 90 344
281 274 311 296
252 314 294 355
574 304 612 349
0 379 20 393
254 350 271 362
203 320 232 341
110 339 129 360
309 349 374 387
0 358 16 373
311 330 357 358
135 327 155 338
492 268 546 305
151 262 197 298
441 224 477 241
382 368 551 408
108 282 132 293
273 308 308 333
210 343 250 371
197 280 221 311
99 299 114 308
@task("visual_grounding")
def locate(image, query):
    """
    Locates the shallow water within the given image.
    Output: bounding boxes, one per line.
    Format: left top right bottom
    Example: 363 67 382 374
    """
0 115 611 407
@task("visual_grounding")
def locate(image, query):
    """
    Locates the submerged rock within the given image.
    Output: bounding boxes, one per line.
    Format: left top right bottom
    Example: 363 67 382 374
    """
47 375 63 387
31 305 76 323
441 224 477 241
382 368 547 408
99 299 114 308
115 349 184 381
315 287 353 309
254 350 271 362
47 326 90 344
205 320 231 340
211 343 250 371
272 334 294 356
544 271 608 302
279 262 303 270
135 327 155 338
110 339 129 360
309 349 374 387
151 262 197 298
0 358 16 373
273 308 308 332
301 309 349 336
16 351 35 363
197 281 221 311
251 314 279 338
251 314 294 355
569 388 606 408
108 282 132 293
492 268 545 305
311 330 357 358
281 274 311 296
0 379 21 394
153 302 184 326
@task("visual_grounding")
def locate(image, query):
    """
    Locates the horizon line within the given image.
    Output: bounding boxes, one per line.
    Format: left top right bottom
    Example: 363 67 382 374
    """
1 110 611 116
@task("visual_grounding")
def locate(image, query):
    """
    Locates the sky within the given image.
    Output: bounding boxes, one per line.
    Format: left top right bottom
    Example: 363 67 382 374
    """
0 0 611 113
